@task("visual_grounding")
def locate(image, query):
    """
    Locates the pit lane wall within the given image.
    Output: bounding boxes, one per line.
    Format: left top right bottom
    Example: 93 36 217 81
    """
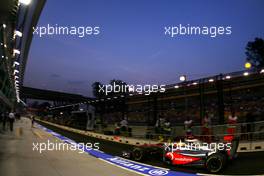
36 119 264 153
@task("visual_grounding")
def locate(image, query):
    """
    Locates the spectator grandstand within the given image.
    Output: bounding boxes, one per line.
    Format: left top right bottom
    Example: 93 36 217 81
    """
39 68 264 140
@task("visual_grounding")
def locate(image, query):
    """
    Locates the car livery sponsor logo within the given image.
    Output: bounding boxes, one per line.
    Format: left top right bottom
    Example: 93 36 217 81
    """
106 157 169 175
174 158 193 162
149 169 169 175
107 157 150 172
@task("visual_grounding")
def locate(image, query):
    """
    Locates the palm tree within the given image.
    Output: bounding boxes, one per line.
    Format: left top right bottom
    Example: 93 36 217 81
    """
109 79 128 96
246 38 264 69
92 81 104 98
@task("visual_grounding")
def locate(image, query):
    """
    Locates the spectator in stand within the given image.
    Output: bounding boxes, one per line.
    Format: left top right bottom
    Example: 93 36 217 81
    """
114 122 121 135
8 111 15 131
163 118 172 135
227 110 238 135
155 115 165 133
184 117 193 137
202 113 211 142
120 116 128 131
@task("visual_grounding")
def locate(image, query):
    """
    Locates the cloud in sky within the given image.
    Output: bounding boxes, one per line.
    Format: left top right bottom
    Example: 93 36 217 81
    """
50 74 61 78
67 80 86 85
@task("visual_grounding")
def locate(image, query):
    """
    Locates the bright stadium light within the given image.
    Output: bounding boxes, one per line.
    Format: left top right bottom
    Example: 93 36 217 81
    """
243 72 249 76
244 62 252 69
3 24 6 28
19 0 31 5
13 61 20 67
179 75 187 82
1 56 4 58
174 85 179 89
13 49 20 55
209 79 214 82
192 82 198 85
225 75 231 79
14 69 19 75
260 69 264 74
14 30 23 37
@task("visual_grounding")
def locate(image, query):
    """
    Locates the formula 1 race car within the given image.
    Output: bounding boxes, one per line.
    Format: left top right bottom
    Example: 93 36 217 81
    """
122 135 239 173
122 143 164 161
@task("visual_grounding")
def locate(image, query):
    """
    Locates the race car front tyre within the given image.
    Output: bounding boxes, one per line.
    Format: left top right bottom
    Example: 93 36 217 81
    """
132 148 145 161
205 153 225 173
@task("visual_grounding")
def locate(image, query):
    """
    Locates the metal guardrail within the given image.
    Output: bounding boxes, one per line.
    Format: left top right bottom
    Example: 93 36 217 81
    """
133 120 264 142
40 116 264 142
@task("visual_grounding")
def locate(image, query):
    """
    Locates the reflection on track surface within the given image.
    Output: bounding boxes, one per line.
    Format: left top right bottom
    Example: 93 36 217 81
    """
38 121 264 175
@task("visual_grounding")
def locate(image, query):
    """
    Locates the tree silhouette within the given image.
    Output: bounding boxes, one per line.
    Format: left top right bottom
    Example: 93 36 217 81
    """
109 79 127 96
246 38 264 69
92 81 104 98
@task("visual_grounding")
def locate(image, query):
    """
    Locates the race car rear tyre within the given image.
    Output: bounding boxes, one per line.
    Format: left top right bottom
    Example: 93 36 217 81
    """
132 147 145 161
206 153 225 173
164 157 172 165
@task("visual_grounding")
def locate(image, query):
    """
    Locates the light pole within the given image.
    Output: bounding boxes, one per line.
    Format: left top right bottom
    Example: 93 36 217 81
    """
244 62 252 76
179 75 188 112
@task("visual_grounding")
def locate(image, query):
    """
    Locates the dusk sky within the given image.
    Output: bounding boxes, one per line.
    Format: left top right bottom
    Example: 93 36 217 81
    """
24 0 264 97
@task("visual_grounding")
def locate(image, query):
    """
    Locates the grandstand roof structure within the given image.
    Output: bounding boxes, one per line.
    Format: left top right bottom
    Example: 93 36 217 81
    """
0 0 46 109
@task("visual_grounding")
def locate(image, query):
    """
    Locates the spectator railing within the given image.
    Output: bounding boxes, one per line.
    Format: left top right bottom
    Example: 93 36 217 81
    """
39 115 264 142
133 120 264 142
